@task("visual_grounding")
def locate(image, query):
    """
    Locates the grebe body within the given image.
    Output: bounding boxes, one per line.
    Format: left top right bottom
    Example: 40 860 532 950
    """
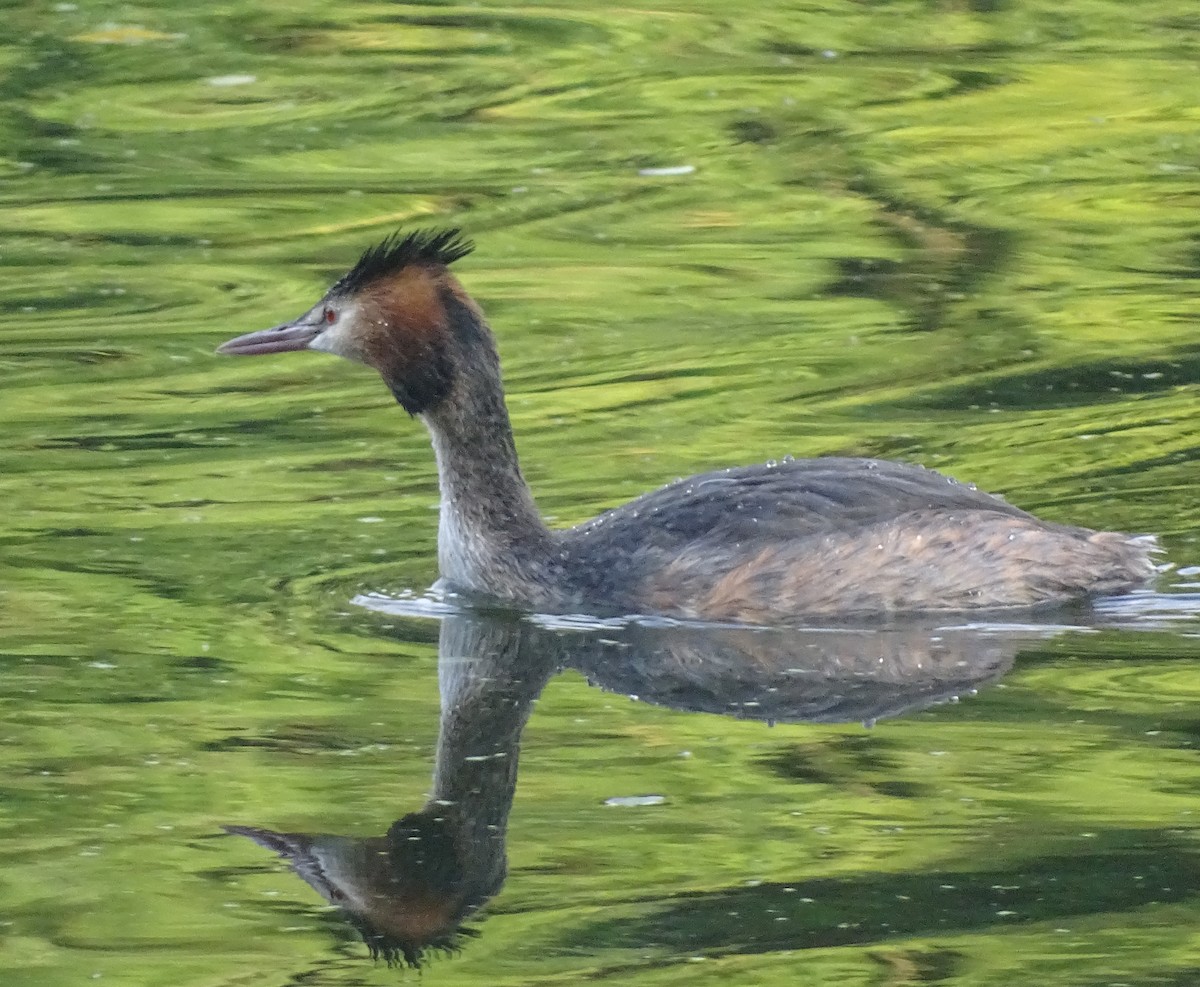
217 229 1156 623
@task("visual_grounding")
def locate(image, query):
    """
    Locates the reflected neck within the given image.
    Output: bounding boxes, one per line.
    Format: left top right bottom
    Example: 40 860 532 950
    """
426 617 559 902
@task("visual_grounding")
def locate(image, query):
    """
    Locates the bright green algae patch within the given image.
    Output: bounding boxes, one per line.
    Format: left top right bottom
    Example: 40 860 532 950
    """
1 0 1199 984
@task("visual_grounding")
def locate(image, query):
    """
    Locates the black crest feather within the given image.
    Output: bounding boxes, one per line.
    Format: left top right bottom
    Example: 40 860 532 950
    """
333 228 474 295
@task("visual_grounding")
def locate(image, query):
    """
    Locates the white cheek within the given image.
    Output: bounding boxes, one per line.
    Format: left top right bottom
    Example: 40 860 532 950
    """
308 302 367 363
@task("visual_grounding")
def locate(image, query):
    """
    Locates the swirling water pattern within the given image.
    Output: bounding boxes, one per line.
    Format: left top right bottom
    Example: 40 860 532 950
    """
1 2 1198 984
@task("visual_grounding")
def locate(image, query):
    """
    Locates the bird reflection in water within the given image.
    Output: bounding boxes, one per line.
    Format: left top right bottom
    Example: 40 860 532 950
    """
225 610 1055 967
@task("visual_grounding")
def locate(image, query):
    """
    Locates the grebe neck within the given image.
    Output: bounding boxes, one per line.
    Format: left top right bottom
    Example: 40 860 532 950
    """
407 316 557 601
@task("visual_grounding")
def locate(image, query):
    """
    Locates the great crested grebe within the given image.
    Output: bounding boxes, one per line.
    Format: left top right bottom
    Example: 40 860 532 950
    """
217 228 1157 623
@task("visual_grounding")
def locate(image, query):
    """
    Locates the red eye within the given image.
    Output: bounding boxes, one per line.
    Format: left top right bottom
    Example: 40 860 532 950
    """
324 308 336 324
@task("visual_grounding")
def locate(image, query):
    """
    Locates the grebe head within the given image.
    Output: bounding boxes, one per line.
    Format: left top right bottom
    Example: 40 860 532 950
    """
216 228 478 414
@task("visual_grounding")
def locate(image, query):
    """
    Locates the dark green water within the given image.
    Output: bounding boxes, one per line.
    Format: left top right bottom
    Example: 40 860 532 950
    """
3 1 1199 984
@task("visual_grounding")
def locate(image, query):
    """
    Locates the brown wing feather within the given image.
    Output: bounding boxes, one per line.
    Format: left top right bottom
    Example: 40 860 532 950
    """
560 458 1156 619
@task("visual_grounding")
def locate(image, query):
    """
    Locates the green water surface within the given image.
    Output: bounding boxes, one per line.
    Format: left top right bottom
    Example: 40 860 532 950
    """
2 1 1199 984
